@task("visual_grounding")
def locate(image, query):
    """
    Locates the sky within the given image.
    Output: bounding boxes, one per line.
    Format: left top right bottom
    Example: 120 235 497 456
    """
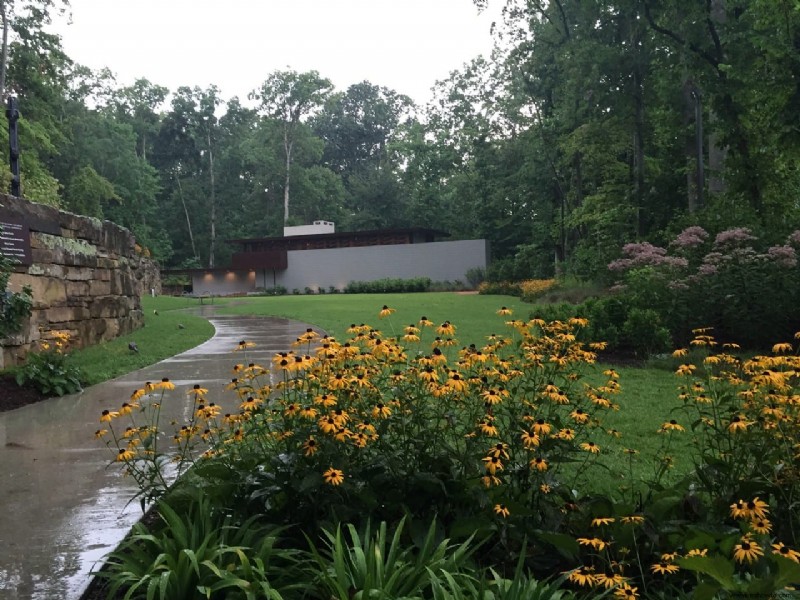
50 0 502 107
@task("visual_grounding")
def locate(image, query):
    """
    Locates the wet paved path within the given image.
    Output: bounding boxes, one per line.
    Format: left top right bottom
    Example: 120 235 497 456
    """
0 312 318 599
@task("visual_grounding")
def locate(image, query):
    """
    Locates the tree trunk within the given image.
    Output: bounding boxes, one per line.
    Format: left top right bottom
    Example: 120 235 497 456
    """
174 171 198 261
207 130 216 268
283 127 293 224
632 14 645 237
0 0 9 99
683 78 700 213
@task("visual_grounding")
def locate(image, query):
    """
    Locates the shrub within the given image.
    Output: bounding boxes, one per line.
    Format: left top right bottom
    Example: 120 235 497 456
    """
608 227 800 348
344 277 431 293
15 331 83 396
465 267 486 288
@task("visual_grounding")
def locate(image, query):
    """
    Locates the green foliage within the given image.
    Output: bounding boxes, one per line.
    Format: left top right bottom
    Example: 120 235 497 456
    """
344 277 431 294
307 518 476 600
0 251 32 338
15 332 83 396
100 491 302 600
607 227 800 348
64 165 120 218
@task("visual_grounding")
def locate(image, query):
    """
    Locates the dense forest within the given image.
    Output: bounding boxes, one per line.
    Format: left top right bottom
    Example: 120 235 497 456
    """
1 0 799 279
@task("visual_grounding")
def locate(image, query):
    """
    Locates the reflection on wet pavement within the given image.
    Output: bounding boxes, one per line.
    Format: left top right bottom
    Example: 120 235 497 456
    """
0 314 319 600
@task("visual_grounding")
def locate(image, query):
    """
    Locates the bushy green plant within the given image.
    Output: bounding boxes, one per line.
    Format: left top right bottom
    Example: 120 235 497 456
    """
307 518 477 600
0 252 32 339
15 331 83 396
466 267 485 289
345 277 431 293
99 491 302 599
608 227 800 348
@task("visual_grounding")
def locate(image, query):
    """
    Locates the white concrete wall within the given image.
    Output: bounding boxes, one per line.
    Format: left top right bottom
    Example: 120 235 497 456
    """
193 270 257 296
274 239 487 292
283 221 335 237
193 239 488 295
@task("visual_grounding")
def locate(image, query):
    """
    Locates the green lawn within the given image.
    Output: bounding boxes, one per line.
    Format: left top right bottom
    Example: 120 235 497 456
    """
69 296 215 385
214 292 533 343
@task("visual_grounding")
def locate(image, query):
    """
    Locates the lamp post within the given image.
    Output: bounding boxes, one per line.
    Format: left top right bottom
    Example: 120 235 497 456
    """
5 95 20 197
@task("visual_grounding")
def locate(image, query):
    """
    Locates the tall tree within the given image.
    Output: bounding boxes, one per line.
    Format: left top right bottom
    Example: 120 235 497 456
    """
251 69 333 224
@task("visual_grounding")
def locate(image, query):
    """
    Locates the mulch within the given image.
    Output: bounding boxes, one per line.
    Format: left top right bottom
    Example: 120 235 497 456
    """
0 374 49 413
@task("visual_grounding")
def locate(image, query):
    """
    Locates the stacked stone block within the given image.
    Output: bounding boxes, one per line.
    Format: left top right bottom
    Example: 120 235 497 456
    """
0 194 159 368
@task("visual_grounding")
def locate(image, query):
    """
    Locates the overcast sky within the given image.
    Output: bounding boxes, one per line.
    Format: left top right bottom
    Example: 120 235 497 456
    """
50 0 501 106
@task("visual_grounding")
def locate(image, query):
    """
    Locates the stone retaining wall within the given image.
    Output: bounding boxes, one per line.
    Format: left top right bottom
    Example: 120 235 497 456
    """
0 194 160 368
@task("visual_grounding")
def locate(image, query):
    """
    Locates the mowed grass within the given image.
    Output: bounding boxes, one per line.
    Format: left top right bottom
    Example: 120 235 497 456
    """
70 296 215 385
215 292 533 343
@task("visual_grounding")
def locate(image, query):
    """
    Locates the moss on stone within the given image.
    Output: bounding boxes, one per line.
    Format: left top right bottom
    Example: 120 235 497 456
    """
38 233 97 256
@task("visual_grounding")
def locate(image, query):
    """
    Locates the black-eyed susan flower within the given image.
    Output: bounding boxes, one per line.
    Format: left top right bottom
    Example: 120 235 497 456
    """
116 448 136 461
728 414 753 433
94 429 108 438
302 437 319 456
299 406 318 420
530 457 548 471
614 584 638 598
567 566 596 587
620 515 645 525
318 416 338 434
731 497 769 520
749 518 772 534
488 442 510 459
594 571 627 590
580 441 600 453
577 537 607 551
660 420 685 432
156 377 175 391
733 536 763 564
323 467 344 485
532 419 552 436
570 408 590 423
650 562 679 575
557 428 576 441
676 364 696 376
494 503 510 518
235 340 256 351
100 409 119 422
591 517 615 527
482 455 504 475
521 430 540 449
685 548 708 557
436 321 456 336
477 418 499 437
379 305 395 318
372 403 392 419
496 306 513 316
445 372 468 393
772 543 800 563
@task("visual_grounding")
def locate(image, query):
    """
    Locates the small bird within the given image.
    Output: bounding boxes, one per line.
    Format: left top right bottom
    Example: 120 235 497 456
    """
128 341 139 353
153 310 159 316
177 323 185 329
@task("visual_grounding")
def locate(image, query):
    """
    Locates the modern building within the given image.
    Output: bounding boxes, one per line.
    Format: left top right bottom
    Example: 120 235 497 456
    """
177 222 488 296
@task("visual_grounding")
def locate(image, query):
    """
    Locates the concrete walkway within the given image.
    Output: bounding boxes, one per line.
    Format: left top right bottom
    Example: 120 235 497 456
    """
0 312 318 600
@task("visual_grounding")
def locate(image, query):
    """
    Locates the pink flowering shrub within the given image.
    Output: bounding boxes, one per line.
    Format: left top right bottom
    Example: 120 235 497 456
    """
607 227 800 347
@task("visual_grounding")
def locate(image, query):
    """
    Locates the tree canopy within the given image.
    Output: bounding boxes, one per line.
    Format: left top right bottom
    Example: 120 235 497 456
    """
1 0 798 277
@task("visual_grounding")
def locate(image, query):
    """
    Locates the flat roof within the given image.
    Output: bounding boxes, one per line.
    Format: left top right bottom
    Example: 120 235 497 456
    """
226 227 450 246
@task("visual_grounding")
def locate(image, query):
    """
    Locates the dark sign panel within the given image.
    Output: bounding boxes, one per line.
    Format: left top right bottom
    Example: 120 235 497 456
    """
0 218 32 265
